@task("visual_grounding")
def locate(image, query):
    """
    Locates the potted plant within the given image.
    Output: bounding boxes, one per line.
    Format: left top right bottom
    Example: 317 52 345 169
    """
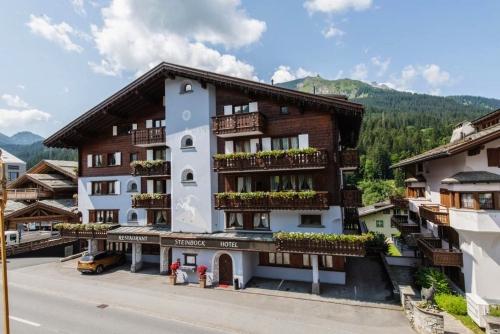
198 265 208 288
170 263 180 285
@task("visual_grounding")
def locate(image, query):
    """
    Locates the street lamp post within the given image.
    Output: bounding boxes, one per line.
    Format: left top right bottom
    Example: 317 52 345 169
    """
0 149 10 333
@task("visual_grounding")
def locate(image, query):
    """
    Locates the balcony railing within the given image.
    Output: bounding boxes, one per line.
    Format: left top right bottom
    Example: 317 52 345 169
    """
276 239 367 257
132 194 171 209
344 209 360 231
418 237 463 267
59 229 109 240
6 188 52 200
420 204 449 226
341 187 363 207
131 127 166 146
389 195 409 209
212 112 266 138
391 215 420 234
214 191 329 211
131 161 170 176
213 149 328 172
339 150 360 170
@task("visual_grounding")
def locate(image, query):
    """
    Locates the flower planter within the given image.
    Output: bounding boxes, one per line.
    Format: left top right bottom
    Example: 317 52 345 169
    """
170 276 177 285
199 279 207 288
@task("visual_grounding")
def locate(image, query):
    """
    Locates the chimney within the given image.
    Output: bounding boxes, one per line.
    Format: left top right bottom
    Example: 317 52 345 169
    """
313 86 316 94
271 79 274 86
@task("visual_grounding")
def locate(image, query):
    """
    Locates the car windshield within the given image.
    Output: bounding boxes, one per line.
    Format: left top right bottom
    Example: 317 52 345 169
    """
81 255 94 261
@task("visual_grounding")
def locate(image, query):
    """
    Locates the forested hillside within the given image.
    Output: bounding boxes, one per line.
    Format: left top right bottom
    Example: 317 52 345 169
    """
2 141 77 169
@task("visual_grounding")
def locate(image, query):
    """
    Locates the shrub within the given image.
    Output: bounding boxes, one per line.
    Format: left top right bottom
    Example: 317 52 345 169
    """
490 304 500 317
298 190 316 199
273 231 374 243
365 231 389 254
435 294 467 315
413 266 453 295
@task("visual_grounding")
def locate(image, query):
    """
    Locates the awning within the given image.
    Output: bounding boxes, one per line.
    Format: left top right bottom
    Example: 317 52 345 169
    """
161 232 276 252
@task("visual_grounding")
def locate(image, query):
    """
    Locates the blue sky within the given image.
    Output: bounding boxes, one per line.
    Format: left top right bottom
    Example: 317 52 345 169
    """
1 0 499 138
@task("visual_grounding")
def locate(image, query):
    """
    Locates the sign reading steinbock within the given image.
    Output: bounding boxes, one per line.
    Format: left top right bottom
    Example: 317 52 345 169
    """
162 237 275 252
107 234 159 244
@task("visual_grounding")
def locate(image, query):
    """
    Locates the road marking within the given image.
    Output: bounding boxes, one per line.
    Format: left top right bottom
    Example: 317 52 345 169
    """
275 279 284 294
10 316 41 327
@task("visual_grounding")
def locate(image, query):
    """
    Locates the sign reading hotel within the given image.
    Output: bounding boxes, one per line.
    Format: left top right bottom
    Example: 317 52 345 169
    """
162 237 275 251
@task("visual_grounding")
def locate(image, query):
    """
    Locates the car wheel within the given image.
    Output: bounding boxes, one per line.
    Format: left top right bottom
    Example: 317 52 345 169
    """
95 265 104 274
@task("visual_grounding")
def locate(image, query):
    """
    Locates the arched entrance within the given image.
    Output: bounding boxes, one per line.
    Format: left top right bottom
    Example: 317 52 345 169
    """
219 254 233 285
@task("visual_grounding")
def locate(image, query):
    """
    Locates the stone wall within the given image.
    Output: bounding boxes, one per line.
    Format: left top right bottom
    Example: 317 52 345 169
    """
484 315 500 334
402 293 445 334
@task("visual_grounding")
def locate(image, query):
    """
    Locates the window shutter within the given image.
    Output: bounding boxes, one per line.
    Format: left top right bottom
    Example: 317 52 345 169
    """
243 213 253 230
87 155 93 168
223 105 233 115
250 139 260 153
113 126 117 136
487 148 499 167
166 180 171 194
332 256 345 271
88 211 96 223
147 180 154 193
113 210 119 224
290 253 303 268
102 182 108 195
249 102 258 112
147 210 154 225
115 152 122 165
146 120 153 128
225 141 234 154
146 150 153 161
298 134 309 149
87 182 92 194
115 181 121 195
259 252 269 266
132 123 138 130
261 138 271 151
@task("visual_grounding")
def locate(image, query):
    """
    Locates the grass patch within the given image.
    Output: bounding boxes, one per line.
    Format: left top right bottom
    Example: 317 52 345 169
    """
490 304 500 317
435 294 467 315
387 243 401 256
454 315 485 334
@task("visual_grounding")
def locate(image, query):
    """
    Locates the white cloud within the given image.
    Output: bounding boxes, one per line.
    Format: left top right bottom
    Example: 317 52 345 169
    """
430 88 441 96
2 94 29 108
371 56 390 77
322 24 345 38
27 14 84 53
89 1 100 8
334 70 344 79
350 63 368 81
63 87 69 93
0 109 52 129
271 65 315 84
17 84 25 90
422 64 451 86
304 0 372 15
386 63 454 95
89 0 266 79
72 0 86 17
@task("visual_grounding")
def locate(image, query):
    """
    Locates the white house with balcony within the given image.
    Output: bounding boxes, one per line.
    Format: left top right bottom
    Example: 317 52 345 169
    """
0 148 26 187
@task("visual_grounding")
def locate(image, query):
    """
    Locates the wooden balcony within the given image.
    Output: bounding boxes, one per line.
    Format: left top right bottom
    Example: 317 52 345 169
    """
214 191 329 211
418 237 463 267
132 194 171 209
391 215 420 234
276 239 367 257
131 161 170 176
420 205 449 226
339 150 360 170
131 127 166 147
212 112 266 138
213 149 328 172
341 187 363 207
344 209 360 231
59 229 109 240
389 195 409 209
6 188 52 200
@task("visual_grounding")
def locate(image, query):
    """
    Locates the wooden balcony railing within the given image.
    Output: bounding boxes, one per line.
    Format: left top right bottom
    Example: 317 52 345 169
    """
214 191 329 211
420 205 449 226
344 210 360 231
212 112 266 137
418 237 463 267
131 127 166 146
131 161 170 176
339 150 360 169
213 149 328 172
341 187 363 207
276 239 367 257
389 195 409 209
59 229 109 240
391 215 420 234
6 188 52 200
132 194 171 209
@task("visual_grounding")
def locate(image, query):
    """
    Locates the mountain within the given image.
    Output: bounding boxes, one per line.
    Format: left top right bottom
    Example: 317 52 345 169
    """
0 131 45 146
446 95 500 110
1 141 77 169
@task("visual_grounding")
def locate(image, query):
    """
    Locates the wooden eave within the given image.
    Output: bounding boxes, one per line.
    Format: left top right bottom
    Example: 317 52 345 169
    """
4 201 79 221
44 62 364 149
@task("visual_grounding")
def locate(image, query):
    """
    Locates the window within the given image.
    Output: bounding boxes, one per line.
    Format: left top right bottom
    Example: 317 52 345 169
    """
408 187 425 198
93 154 103 167
487 148 500 167
403 209 408 215
89 210 118 223
185 138 193 146
234 140 251 153
127 181 138 192
376 220 384 228
91 181 118 195
181 135 194 148
479 193 493 209
417 163 423 172
7 165 19 170
184 84 192 92
390 220 396 228
142 244 160 255
227 213 243 228
393 209 401 215
269 252 290 265
7 172 19 181
186 172 193 181
236 176 252 192
153 149 166 160
107 153 117 166
130 153 138 162
460 193 474 209
226 212 270 230
127 211 138 222
234 104 249 114
280 106 289 115
270 173 313 192
117 124 132 135
155 211 168 224
272 136 299 150
300 215 322 226
154 180 167 193
184 254 197 265
93 182 102 195
107 181 116 194
382 209 390 214
182 169 195 182
153 119 166 127
260 253 344 271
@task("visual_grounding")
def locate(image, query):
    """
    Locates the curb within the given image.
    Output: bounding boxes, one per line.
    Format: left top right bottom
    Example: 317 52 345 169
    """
60 251 86 262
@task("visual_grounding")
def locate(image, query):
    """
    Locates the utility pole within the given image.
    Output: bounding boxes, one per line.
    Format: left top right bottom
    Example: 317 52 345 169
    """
0 149 10 333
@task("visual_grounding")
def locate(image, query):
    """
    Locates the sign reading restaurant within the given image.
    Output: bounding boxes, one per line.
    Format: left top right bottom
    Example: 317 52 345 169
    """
161 237 275 252
107 233 160 244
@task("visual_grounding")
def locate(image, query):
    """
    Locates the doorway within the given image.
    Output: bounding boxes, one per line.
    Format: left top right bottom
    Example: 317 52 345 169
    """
219 253 233 285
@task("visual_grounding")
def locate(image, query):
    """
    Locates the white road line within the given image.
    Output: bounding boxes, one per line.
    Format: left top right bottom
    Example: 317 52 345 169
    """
275 279 284 294
10 316 41 327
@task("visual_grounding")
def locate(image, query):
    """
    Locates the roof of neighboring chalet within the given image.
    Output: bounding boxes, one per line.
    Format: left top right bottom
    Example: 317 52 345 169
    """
4 199 79 220
441 171 500 184
470 108 500 125
358 200 394 217
405 174 427 183
43 62 365 149
390 122 500 169
0 148 25 164
8 160 77 189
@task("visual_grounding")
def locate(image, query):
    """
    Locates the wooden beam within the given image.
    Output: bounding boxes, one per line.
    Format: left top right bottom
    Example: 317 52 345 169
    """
163 71 176 80
135 89 161 106
72 129 98 138
8 215 70 222
102 108 127 119
199 80 207 89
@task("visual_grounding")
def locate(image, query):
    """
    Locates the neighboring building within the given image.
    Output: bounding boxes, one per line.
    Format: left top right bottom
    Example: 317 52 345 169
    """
0 148 26 186
390 111 500 326
359 200 406 238
44 62 366 291
4 160 80 232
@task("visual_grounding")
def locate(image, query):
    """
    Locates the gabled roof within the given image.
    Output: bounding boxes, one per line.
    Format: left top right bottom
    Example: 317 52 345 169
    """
0 148 25 164
405 174 426 183
44 62 365 149
4 199 79 220
470 108 500 126
358 200 394 217
24 174 77 191
8 160 77 189
441 171 500 184
390 123 500 169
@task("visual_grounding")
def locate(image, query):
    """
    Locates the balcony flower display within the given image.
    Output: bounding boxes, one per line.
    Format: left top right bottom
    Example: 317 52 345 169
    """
170 262 180 285
197 265 208 288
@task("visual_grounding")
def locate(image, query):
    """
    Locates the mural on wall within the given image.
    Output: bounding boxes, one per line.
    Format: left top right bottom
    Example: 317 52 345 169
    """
174 195 209 231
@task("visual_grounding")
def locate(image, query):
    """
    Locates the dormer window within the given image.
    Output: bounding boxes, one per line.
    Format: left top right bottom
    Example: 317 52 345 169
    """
184 84 192 92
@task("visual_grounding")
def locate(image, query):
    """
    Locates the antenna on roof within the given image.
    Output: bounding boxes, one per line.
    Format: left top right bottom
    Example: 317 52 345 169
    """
271 79 274 86
313 86 316 94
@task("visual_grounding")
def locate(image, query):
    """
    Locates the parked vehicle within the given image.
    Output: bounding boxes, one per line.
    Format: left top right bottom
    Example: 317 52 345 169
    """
77 251 126 274
4 230 52 247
